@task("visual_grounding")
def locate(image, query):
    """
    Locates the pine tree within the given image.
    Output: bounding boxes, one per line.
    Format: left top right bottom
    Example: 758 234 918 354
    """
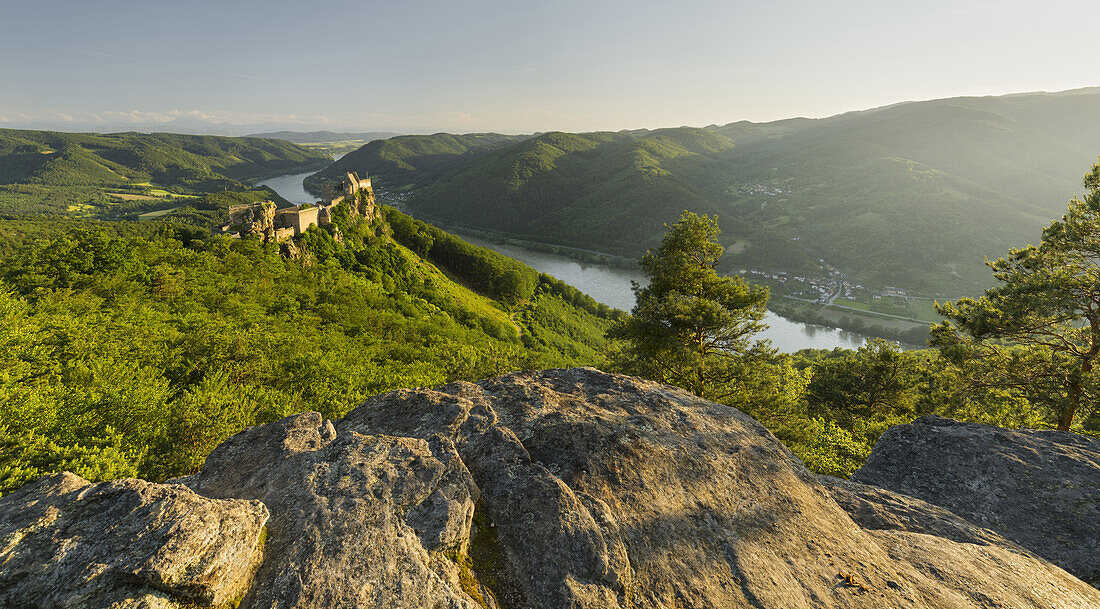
609 211 771 399
933 159 1100 430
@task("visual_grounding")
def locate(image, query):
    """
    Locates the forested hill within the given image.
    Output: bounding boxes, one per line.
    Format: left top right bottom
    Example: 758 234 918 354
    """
0 202 620 492
303 132 528 193
315 88 1100 294
0 129 330 215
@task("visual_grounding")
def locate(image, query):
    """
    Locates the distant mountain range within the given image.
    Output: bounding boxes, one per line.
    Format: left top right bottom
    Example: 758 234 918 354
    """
245 131 402 144
309 88 1100 294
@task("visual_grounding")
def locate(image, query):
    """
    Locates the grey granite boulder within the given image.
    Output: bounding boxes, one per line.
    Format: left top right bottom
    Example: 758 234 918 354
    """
342 367 1100 608
821 475 1100 607
818 474 1018 549
6 370 1098 608
0 472 267 608
852 414 1100 585
180 411 484 609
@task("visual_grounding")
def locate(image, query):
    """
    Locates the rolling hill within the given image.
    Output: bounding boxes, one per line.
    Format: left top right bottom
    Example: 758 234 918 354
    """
0 129 331 215
303 132 529 193
312 88 1100 294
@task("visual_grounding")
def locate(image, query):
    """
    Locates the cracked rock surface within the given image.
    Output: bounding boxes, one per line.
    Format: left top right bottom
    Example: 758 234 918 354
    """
820 475 1099 607
181 411 483 609
342 367 1100 608
3 369 1098 608
0 472 267 608
852 414 1100 585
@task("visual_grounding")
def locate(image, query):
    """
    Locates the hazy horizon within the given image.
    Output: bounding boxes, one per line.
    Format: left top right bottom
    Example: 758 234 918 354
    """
3 0 1099 135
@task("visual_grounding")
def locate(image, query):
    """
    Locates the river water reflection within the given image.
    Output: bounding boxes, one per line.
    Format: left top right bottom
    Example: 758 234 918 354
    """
258 171 869 352
458 236 869 353
257 171 318 206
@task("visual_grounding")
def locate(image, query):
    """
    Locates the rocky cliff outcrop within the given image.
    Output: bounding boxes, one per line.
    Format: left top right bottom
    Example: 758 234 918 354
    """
852 414 1100 585
2 369 1097 608
226 201 277 238
0 472 267 608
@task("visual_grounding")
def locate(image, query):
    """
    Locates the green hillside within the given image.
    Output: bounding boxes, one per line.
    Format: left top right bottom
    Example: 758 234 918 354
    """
411 128 741 253
716 91 1100 289
304 132 528 193
0 128 624 492
320 89 1100 295
0 129 331 215
4 130 1098 495
0 203 618 491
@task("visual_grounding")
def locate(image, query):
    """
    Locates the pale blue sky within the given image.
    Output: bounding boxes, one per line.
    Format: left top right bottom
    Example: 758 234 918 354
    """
1 0 1097 133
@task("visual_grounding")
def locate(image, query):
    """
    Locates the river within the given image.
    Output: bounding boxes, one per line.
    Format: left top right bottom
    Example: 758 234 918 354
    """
257 171 319 206
258 172 869 352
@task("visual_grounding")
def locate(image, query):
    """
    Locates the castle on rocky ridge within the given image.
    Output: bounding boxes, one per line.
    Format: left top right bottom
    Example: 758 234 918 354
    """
322 171 372 205
218 171 376 242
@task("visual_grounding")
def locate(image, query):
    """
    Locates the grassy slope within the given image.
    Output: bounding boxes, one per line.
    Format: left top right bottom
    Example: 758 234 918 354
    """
325 89 1100 294
0 129 331 215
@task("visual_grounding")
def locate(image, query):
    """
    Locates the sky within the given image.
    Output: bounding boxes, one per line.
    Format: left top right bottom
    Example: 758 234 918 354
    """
2 0 1098 134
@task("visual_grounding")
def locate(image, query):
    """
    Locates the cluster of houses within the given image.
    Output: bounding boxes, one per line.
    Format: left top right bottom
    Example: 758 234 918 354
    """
374 187 412 210
741 267 878 304
742 184 788 196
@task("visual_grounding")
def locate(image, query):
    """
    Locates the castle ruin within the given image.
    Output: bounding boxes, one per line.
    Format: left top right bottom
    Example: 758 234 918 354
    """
217 171 376 242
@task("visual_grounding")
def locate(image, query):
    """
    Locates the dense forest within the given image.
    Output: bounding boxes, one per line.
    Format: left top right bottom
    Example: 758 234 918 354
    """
305 132 527 193
4 199 1096 497
0 205 620 493
315 88 1100 295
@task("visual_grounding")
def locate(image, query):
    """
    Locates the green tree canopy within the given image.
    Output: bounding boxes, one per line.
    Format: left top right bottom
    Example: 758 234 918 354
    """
609 211 771 399
933 159 1100 430
805 338 921 428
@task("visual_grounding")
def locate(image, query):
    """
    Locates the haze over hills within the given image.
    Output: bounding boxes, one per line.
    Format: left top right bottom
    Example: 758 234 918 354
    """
245 131 402 144
310 88 1100 294
305 133 529 192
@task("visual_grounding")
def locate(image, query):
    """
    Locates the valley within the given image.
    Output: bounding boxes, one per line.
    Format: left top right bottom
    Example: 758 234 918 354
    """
313 88 1100 304
5 3 1100 605
257 169 870 350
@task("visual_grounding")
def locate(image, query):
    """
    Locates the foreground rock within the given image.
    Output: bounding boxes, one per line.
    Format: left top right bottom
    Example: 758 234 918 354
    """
4 369 1098 608
342 368 1099 608
852 414 1100 585
180 412 485 609
820 475 1097 607
0 472 267 608
818 475 1018 549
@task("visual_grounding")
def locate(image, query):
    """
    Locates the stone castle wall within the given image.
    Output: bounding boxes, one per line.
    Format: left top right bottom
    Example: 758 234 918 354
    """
216 170 376 244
